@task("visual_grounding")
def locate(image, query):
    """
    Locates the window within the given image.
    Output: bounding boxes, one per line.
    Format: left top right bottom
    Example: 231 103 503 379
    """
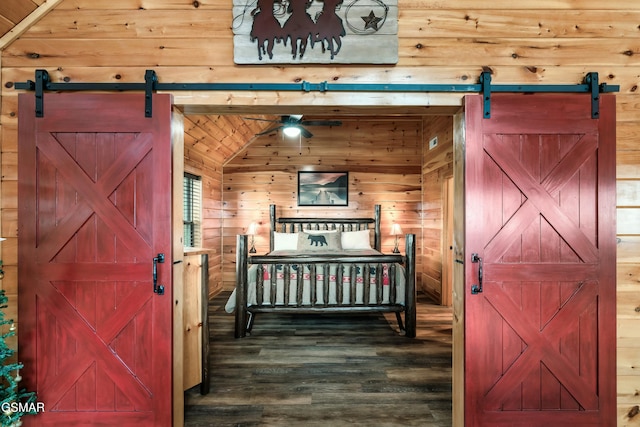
183 173 202 247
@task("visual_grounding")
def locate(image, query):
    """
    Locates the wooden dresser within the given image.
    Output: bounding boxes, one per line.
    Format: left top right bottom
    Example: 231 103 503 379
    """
183 248 210 394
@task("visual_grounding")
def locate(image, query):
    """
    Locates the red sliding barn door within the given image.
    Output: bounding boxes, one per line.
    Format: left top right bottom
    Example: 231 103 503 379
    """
464 94 616 426
18 93 173 426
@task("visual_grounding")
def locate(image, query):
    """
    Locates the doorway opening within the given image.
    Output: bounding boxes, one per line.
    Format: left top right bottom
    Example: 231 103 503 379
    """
178 105 459 426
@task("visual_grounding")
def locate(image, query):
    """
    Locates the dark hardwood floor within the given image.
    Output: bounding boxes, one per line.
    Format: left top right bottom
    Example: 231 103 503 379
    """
184 291 453 427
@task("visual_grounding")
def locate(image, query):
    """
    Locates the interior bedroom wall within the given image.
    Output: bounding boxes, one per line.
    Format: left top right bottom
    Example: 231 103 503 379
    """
183 115 224 297
222 118 423 291
183 114 274 297
421 116 454 304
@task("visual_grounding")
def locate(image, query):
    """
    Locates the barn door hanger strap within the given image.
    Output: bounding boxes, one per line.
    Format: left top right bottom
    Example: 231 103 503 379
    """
25 69 160 118
480 71 610 119
16 69 618 119
144 69 156 118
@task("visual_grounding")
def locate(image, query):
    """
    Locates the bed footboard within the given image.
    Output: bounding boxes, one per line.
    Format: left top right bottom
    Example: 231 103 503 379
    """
235 234 417 338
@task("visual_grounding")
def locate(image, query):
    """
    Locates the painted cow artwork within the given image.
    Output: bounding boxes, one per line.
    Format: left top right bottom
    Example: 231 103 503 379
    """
234 0 398 64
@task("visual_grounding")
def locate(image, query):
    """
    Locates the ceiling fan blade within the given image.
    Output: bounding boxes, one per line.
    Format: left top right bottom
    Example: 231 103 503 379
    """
300 127 313 138
300 120 342 127
243 117 280 123
256 125 283 136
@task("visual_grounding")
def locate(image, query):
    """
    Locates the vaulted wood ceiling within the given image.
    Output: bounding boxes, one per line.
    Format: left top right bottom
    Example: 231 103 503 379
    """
0 0 40 40
184 114 276 164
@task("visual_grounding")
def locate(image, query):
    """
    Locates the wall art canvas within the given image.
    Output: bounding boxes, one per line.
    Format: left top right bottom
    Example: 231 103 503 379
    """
298 171 348 206
232 0 398 64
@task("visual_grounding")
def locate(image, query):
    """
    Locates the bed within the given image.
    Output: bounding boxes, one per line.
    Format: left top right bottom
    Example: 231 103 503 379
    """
226 204 416 338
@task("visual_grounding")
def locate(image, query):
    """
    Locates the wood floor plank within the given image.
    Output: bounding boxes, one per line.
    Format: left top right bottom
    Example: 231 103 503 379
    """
185 292 453 426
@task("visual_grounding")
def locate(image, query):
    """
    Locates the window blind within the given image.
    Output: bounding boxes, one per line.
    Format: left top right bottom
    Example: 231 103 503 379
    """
183 173 202 247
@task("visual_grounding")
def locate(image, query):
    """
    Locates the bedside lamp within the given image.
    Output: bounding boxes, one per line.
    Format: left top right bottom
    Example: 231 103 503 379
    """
390 223 403 254
247 222 258 253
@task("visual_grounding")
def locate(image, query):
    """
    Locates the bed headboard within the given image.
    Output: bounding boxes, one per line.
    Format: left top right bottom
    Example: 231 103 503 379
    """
269 204 382 252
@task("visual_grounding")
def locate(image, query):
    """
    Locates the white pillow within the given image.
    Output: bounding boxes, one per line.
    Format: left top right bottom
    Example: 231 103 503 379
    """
341 229 372 250
273 232 299 251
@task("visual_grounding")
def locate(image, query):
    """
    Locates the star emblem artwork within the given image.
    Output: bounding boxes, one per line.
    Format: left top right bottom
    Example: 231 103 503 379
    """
362 10 382 30
232 0 398 64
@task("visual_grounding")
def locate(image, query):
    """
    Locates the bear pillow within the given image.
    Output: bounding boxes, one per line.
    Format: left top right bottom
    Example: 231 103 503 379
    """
297 231 342 252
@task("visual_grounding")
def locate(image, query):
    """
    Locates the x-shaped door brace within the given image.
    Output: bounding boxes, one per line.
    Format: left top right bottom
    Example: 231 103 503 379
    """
30 131 157 409
478 132 602 410
36 278 153 409
483 134 599 264
482 281 599 410
34 132 154 263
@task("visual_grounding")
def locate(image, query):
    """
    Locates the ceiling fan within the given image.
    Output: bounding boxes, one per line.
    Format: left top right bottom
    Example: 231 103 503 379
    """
246 115 342 138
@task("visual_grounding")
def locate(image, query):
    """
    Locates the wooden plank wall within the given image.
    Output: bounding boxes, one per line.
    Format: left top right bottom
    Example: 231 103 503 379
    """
183 114 271 297
222 118 423 290
421 116 454 304
0 0 639 424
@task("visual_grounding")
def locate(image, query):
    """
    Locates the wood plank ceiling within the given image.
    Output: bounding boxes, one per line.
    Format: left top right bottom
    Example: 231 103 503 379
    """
184 114 277 164
0 0 39 39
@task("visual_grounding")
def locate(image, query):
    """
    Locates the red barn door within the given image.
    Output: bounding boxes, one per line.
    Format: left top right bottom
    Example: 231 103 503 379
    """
464 94 616 426
18 93 173 426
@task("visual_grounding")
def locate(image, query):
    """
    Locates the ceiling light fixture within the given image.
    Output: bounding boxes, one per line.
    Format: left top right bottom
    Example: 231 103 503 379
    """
283 125 301 137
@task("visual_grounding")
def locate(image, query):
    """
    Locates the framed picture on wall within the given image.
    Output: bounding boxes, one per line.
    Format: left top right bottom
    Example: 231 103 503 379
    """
298 171 348 206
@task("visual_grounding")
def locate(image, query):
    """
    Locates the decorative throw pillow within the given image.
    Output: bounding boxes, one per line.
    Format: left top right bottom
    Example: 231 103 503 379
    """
297 231 342 252
341 229 372 250
273 232 299 251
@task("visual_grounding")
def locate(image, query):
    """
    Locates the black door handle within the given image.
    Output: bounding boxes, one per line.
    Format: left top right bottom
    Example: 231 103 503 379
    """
153 253 165 295
471 253 483 294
